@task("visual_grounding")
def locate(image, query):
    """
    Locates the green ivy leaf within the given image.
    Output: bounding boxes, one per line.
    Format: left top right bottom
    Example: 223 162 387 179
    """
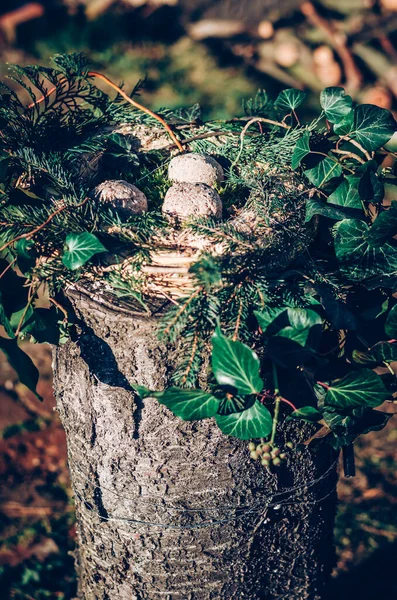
266 336 313 368
157 388 220 421
0 297 15 339
352 342 397 367
288 406 323 423
9 304 35 334
62 232 107 270
324 407 392 449
215 400 272 440
305 157 342 187
337 105 396 151
333 219 397 281
275 89 306 112
0 337 42 400
357 160 384 203
325 369 390 409
305 198 363 223
320 87 353 124
277 326 309 346
254 307 287 332
211 328 263 395
217 395 252 416
328 176 362 210
287 307 322 330
367 202 397 247
385 305 397 337
291 131 311 170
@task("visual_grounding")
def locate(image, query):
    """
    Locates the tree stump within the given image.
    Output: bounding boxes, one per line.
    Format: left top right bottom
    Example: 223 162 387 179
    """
53 283 338 600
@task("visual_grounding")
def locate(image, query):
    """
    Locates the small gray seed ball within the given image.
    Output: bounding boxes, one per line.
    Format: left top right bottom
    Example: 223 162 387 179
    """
168 153 224 186
92 180 148 218
162 183 222 221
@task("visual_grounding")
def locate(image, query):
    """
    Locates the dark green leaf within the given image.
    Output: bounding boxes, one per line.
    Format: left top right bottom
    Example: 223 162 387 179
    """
352 342 397 367
275 89 306 112
305 157 342 187
305 198 363 223
287 307 323 330
217 395 253 415
291 131 310 170
333 219 397 281
288 406 323 422
325 369 390 409
367 202 397 247
277 326 309 346
0 337 42 400
328 176 362 210
320 87 353 124
211 328 263 395
385 305 397 338
62 232 107 270
267 336 313 368
254 307 287 332
357 160 384 204
0 297 15 339
215 400 272 440
338 105 396 152
157 387 220 420
324 407 393 449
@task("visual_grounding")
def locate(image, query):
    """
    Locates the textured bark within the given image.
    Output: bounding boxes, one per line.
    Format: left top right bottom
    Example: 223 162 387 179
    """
53 284 338 600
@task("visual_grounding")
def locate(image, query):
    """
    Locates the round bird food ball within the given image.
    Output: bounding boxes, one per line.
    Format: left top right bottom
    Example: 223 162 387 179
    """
92 180 148 219
168 153 224 187
162 183 222 222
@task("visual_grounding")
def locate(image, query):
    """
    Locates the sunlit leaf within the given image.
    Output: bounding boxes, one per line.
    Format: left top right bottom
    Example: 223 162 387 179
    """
325 369 390 409
215 400 272 440
320 87 353 124
62 232 107 270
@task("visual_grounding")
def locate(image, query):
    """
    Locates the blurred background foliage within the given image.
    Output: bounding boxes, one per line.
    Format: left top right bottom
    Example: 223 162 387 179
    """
0 1 396 599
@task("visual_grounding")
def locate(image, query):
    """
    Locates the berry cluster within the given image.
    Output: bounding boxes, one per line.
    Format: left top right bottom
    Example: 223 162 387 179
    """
248 441 294 468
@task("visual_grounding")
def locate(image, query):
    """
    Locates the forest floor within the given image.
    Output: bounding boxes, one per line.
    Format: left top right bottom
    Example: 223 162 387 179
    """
0 345 396 599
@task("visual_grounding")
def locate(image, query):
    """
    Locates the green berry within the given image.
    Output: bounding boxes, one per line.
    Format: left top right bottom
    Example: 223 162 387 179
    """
261 459 270 467
248 442 256 451
271 448 280 458
262 444 271 453
279 453 287 460
273 457 281 466
263 452 271 460
250 450 260 460
286 441 294 449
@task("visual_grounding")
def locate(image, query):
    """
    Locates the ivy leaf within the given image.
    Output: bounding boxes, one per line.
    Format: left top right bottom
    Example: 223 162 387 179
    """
157 388 220 421
291 131 310 170
324 407 392 449
352 342 397 367
320 87 353 124
0 337 42 400
319 286 357 330
288 406 323 423
367 202 397 247
287 307 322 330
0 297 15 339
254 307 287 332
334 110 354 136
275 89 306 112
9 304 35 334
266 336 313 368
215 400 272 440
385 305 397 337
305 198 363 223
357 160 384 204
333 219 397 281
217 395 253 416
62 232 107 270
211 328 263 395
328 176 362 210
305 157 342 187
325 369 390 409
338 105 396 151
277 326 309 346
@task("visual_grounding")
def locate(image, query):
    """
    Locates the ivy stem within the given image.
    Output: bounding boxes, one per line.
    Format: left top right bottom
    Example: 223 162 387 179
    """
279 396 297 412
87 71 184 152
270 363 280 446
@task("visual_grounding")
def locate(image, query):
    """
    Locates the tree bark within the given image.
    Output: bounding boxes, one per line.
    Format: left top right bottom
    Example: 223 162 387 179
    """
53 283 338 600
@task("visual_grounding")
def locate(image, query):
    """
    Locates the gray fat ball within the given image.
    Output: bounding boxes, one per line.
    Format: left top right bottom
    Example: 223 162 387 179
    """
168 153 224 186
92 180 148 218
162 183 223 222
